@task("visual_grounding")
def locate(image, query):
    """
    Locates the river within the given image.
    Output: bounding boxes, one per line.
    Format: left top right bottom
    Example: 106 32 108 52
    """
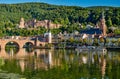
0 48 120 79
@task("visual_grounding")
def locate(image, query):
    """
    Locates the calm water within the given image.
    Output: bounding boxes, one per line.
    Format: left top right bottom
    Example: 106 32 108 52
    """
0 48 120 79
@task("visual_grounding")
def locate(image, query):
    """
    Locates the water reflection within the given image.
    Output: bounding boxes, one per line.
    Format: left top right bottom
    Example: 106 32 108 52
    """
0 48 120 79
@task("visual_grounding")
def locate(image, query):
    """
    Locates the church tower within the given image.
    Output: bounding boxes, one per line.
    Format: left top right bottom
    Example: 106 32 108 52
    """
99 12 107 36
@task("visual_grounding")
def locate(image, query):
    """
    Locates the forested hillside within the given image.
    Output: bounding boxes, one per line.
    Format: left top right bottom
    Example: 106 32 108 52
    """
0 2 120 36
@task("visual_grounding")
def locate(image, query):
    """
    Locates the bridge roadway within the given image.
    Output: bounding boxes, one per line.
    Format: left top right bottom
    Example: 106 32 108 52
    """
0 37 46 49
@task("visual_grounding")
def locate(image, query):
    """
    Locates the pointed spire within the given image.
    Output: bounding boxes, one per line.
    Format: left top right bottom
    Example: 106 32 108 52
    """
102 11 105 19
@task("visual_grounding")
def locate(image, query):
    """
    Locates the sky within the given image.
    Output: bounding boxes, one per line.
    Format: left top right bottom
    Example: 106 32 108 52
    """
0 0 120 7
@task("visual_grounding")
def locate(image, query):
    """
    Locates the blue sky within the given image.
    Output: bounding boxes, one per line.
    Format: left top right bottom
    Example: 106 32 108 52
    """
0 0 120 7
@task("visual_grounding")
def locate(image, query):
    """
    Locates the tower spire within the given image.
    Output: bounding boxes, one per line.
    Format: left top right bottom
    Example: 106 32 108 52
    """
102 11 105 19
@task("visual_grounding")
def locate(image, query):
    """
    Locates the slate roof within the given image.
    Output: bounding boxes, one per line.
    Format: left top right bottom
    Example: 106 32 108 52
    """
80 28 102 34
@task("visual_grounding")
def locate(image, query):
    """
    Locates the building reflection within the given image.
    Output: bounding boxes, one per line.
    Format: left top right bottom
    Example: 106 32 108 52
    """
0 48 120 77
100 57 106 78
17 49 54 71
0 48 52 71
19 59 25 72
76 50 107 77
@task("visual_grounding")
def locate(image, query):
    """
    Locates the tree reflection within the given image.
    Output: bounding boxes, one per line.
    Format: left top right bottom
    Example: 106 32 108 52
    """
0 49 120 79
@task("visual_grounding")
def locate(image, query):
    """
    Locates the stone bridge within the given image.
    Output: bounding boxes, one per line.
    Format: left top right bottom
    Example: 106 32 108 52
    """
0 37 46 49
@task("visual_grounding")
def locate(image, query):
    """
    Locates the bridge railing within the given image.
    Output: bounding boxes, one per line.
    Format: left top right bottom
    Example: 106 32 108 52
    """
0 36 34 40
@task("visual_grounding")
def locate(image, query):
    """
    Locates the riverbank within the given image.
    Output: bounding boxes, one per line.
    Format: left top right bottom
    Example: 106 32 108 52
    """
33 46 120 51
106 47 120 51
33 46 76 49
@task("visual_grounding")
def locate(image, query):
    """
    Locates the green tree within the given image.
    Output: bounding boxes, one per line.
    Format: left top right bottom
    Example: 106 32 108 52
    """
69 37 74 43
93 38 99 46
106 18 112 27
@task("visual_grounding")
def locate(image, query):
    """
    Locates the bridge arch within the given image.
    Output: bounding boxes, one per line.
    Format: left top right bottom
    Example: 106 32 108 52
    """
5 41 20 54
5 41 20 48
23 42 34 48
